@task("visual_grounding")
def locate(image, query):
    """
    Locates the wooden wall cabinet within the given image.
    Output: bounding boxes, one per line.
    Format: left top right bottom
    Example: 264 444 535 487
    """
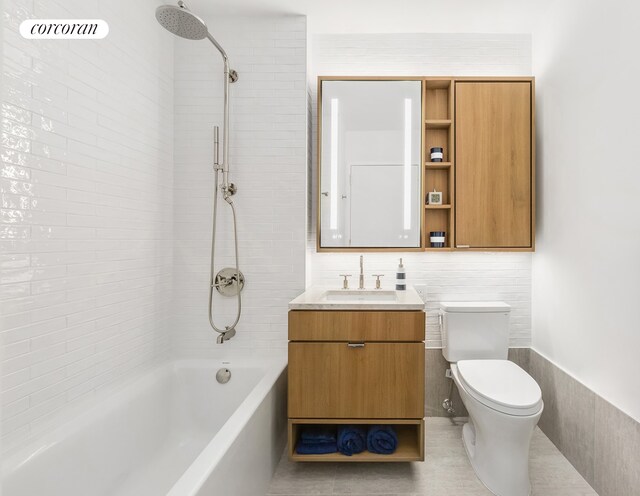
288 310 425 462
315 76 535 252
454 80 535 250
421 77 535 251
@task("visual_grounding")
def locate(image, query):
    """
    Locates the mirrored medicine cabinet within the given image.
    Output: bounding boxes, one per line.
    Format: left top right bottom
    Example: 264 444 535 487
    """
318 78 423 250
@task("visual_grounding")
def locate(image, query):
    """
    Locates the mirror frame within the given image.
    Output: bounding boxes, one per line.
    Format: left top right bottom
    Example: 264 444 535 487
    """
316 76 426 252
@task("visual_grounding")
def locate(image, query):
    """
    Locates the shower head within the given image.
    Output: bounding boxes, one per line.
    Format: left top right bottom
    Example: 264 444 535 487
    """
155 0 235 74
155 3 208 40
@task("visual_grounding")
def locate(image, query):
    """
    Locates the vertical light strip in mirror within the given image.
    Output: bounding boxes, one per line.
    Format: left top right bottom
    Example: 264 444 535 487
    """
403 98 412 230
330 98 339 230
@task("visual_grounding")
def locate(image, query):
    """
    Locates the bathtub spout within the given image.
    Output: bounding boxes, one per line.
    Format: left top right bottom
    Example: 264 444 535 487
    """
217 327 236 344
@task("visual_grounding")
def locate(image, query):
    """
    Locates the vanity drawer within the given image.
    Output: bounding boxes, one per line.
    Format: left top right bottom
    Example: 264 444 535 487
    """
288 342 425 419
288 311 425 342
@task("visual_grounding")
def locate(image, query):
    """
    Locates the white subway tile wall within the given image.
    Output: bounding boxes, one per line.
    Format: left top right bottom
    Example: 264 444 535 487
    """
171 16 307 355
1 0 173 451
308 33 533 347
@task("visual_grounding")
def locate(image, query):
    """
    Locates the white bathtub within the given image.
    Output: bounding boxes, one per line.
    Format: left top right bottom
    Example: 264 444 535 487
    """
1 354 288 496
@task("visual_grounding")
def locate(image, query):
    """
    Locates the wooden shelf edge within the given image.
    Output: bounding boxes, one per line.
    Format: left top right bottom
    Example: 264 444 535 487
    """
425 119 451 129
425 204 452 209
424 79 452 89
289 419 423 425
458 247 535 252
425 162 451 169
419 247 534 252
289 453 422 463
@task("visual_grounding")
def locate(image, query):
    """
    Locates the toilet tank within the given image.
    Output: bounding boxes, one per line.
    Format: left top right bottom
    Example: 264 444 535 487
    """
440 302 511 362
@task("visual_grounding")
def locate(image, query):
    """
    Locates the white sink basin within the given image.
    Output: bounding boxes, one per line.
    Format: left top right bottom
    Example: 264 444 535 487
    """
288 285 424 310
322 290 398 302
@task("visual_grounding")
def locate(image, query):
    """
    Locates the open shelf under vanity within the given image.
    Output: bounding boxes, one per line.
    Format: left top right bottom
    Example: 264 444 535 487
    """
288 419 424 462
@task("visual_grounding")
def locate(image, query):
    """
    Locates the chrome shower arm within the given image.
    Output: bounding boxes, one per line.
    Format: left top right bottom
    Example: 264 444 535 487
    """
206 32 230 65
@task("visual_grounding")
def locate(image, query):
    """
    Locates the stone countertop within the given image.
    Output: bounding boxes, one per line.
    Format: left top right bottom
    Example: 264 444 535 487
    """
288 285 425 311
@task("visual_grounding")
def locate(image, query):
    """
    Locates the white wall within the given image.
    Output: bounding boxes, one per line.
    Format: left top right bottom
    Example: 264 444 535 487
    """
308 33 533 347
171 15 307 354
532 0 640 422
0 0 174 451
189 0 538 35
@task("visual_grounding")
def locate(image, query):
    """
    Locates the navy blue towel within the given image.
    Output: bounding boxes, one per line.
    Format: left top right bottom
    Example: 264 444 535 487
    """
337 425 366 456
296 426 338 455
296 440 338 455
366 425 398 454
300 426 336 444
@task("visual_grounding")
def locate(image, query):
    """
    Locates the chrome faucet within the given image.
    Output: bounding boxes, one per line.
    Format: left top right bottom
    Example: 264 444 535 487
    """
359 255 365 290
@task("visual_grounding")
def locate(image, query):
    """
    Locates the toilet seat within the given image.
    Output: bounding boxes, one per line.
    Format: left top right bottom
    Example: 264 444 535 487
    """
455 360 542 416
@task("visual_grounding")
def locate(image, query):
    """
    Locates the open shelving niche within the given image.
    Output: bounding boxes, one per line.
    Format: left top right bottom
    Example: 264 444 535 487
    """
423 79 454 251
289 418 424 462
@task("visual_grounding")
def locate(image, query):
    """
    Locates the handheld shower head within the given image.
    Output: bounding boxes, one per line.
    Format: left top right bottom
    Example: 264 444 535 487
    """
155 3 208 40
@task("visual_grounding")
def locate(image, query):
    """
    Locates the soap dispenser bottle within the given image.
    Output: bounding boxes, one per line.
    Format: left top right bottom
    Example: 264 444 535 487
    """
395 258 406 291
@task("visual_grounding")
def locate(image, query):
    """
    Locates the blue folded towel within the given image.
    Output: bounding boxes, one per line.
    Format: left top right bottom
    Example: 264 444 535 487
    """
296 426 338 455
337 425 366 456
296 440 338 455
300 426 336 444
366 425 398 455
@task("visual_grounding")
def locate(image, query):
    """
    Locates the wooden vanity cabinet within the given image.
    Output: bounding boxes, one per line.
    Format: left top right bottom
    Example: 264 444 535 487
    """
287 310 425 462
454 80 535 250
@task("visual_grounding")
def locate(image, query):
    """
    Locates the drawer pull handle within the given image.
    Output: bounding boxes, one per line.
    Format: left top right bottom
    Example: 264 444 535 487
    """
347 343 365 348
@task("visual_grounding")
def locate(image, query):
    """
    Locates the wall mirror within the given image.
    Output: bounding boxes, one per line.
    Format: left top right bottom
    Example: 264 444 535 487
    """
318 79 422 249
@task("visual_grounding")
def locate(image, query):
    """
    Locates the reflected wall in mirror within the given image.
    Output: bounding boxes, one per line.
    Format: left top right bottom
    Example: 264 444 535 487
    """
319 79 422 249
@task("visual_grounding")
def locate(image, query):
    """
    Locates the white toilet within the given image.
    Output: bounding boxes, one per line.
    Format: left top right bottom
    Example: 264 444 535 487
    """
440 302 543 496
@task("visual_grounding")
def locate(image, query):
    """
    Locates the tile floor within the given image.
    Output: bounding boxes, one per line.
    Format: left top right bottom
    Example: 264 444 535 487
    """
267 418 598 496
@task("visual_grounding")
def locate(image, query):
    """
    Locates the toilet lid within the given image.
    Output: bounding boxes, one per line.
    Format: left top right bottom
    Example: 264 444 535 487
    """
456 360 543 416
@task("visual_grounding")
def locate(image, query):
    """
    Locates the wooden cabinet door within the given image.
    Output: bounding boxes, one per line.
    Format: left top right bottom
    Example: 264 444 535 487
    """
288 342 424 419
455 82 533 248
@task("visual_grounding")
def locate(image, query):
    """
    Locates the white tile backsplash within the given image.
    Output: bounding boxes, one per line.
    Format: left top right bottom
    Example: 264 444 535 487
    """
1 0 173 451
171 15 307 356
308 33 533 347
